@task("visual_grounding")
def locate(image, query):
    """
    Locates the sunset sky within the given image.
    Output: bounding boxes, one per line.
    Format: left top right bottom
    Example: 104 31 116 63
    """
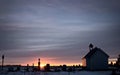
0 0 120 66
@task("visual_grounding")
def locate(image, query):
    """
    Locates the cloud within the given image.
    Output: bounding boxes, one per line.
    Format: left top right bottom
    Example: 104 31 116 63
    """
0 0 120 65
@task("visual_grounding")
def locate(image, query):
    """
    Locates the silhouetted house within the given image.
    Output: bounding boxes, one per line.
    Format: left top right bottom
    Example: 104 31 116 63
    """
45 64 50 72
82 44 109 70
62 65 67 71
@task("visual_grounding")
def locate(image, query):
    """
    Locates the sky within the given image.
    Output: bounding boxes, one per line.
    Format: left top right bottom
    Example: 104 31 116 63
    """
0 0 120 66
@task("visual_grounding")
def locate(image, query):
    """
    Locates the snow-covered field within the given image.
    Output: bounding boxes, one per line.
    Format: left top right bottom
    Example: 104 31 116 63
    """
0 71 112 75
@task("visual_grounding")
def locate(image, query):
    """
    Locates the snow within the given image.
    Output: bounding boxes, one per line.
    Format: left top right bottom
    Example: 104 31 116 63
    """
0 71 112 75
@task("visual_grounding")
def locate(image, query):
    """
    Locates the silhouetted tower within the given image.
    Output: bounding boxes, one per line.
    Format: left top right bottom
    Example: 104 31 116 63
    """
38 58 40 71
89 43 94 51
2 54 4 70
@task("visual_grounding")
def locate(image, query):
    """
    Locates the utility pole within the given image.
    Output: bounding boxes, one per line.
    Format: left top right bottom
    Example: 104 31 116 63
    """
2 54 4 71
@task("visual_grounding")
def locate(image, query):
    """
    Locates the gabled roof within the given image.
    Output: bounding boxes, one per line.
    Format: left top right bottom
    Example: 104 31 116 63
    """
83 47 109 59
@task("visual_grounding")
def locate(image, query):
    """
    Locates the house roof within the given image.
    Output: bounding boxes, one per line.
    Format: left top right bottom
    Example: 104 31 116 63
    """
83 47 109 59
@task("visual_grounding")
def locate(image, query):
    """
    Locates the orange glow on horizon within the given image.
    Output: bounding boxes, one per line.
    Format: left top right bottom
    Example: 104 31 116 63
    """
80 63 83 66
41 64 45 67
40 64 45 70
24 57 82 67
32 63 81 67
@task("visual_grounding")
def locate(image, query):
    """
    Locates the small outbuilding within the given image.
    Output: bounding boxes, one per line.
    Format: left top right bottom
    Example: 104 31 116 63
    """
82 44 109 70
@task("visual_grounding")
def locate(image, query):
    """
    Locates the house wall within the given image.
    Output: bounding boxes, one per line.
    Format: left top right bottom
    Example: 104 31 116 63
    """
89 50 108 70
86 58 91 69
